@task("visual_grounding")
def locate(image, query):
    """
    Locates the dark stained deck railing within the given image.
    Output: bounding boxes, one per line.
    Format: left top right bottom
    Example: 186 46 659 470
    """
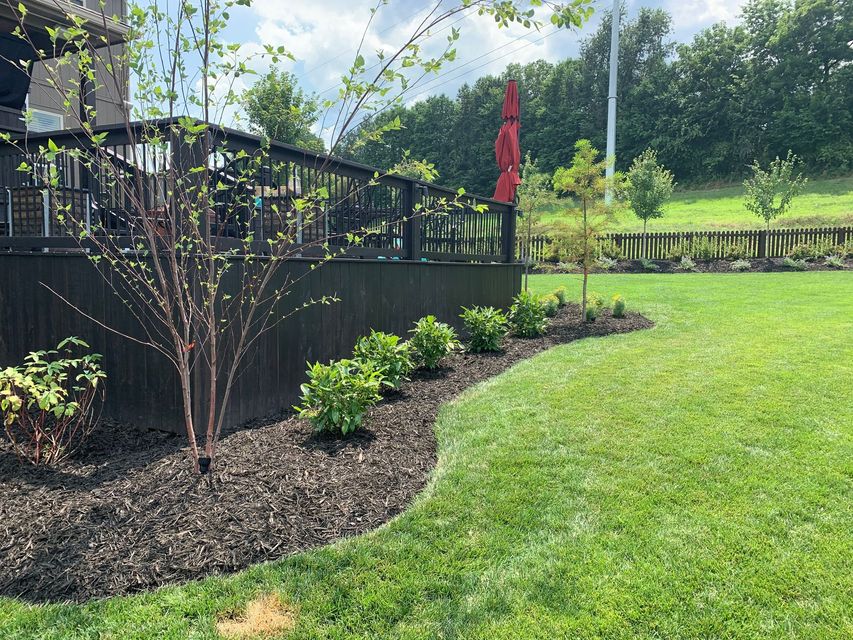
0 120 517 262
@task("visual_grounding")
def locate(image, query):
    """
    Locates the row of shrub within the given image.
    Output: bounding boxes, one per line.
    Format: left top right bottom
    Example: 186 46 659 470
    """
539 236 851 266
297 287 585 436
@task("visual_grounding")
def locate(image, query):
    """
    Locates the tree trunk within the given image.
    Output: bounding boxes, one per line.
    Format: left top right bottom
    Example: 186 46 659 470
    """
524 211 532 291
642 220 648 259
581 198 588 322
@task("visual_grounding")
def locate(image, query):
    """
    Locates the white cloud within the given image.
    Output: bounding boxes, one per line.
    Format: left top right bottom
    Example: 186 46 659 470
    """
664 0 745 30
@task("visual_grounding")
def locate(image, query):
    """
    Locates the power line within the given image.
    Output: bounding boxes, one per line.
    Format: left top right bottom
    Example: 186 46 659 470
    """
304 4 435 75
336 27 559 145
403 27 559 103
316 5 479 97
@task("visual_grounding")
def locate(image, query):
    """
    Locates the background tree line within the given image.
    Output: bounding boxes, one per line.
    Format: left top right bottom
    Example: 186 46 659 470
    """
303 0 851 194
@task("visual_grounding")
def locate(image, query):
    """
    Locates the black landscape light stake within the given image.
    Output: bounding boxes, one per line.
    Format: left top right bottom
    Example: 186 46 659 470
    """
198 456 212 474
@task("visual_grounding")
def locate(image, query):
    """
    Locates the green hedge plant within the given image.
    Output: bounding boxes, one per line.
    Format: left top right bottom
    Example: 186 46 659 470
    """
409 316 459 369
460 306 508 353
0 337 106 465
508 291 548 337
353 330 413 391
611 294 626 318
552 286 567 307
297 359 382 435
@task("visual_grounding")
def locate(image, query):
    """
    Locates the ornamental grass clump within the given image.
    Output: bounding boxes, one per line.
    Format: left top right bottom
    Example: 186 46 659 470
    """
508 291 548 337
611 294 626 318
409 316 459 369
460 306 508 353
824 254 845 268
552 286 568 307
678 256 698 272
0 337 106 466
783 256 808 271
296 360 383 435
352 331 413 391
640 258 661 272
730 259 752 272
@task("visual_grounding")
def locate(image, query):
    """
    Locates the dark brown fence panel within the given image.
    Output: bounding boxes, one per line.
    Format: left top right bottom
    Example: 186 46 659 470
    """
0 254 522 434
520 226 850 262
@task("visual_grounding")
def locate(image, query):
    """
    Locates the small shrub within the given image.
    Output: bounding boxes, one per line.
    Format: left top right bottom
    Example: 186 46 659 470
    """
460 306 508 353
541 294 560 318
787 239 840 262
534 262 558 274
596 238 623 260
508 291 548 337
557 261 581 273
595 256 618 271
611 294 626 318
409 316 459 369
0 337 106 466
639 258 661 272
787 242 813 261
584 292 605 322
824 254 845 268
730 259 752 272
722 239 751 260
352 330 413 391
678 256 698 272
552 286 567 307
667 236 716 261
297 359 382 435
782 256 808 271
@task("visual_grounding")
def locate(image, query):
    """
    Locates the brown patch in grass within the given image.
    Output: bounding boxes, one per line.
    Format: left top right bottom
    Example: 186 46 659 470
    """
216 593 295 639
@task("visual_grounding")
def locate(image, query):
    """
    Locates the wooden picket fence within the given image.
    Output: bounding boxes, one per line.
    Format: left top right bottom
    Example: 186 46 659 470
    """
519 226 851 262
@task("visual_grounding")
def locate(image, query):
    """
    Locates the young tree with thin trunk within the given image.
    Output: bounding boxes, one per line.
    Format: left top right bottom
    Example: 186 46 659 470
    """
516 152 551 291
622 148 675 258
3 0 594 475
552 140 613 321
743 151 807 234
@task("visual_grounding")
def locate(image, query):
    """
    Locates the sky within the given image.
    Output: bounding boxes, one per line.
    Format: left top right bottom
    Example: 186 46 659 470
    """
219 0 749 136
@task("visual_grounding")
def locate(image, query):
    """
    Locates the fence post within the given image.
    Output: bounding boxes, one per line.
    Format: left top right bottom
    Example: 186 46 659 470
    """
502 203 517 263
757 229 767 258
403 181 422 261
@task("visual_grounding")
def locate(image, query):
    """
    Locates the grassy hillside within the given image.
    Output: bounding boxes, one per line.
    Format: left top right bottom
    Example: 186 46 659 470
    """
537 175 853 232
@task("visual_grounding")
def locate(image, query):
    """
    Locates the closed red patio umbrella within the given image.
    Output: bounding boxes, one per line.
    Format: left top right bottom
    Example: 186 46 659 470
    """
493 79 522 202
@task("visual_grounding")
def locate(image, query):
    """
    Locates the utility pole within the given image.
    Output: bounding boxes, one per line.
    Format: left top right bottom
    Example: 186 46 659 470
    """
605 0 620 204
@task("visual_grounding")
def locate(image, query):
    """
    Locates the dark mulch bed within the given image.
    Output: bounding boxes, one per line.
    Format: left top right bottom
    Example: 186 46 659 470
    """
533 257 851 275
0 305 652 604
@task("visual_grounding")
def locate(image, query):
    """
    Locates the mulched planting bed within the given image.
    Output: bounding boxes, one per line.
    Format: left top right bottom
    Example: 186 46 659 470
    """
0 305 651 604
533 257 851 274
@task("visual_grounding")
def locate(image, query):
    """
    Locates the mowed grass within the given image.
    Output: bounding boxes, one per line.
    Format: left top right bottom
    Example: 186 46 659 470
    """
1 272 852 639
538 174 853 232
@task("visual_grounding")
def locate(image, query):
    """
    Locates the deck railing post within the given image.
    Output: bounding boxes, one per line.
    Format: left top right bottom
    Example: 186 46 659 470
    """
757 229 767 258
502 203 517 263
403 181 422 261
5 187 11 236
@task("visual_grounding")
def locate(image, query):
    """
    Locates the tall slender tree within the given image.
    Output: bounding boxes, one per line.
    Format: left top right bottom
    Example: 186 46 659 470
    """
552 140 612 321
623 149 675 258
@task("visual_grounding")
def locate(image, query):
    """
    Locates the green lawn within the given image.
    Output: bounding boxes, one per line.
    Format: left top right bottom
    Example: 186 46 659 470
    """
538 175 853 232
2 272 852 639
